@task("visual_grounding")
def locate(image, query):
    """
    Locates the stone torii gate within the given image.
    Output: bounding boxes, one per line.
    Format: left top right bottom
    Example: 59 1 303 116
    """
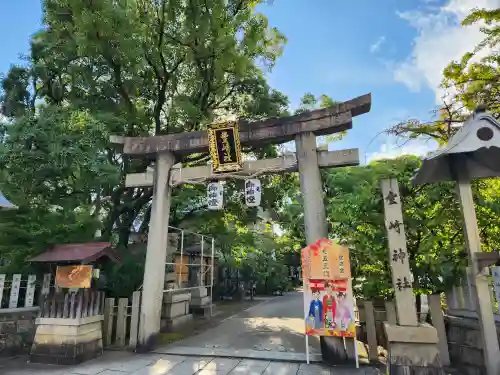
110 93 371 350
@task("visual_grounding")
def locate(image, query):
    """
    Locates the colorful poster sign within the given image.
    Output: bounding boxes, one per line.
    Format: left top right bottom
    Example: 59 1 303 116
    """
301 238 355 337
56 265 93 288
303 279 356 337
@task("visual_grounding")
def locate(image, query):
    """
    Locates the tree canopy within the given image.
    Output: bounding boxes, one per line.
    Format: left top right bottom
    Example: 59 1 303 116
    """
1 1 500 302
0 0 294 273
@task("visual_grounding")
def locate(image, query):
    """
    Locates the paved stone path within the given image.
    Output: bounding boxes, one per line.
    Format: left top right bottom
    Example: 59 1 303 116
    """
0 291 382 375
0 352 381 375
156 292 321 362
155 292 371 366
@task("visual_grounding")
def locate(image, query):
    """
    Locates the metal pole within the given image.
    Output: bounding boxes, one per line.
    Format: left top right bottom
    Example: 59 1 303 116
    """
178 230 184 288
210 238 215 317
200 235 204 286
303 277 310 365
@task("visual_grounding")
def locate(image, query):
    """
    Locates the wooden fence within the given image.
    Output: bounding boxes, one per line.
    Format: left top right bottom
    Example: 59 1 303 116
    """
103 291 141 350
355 300 397 354
356 296 449 365
0 273 53 310
39 289 105 319
445 266 500 321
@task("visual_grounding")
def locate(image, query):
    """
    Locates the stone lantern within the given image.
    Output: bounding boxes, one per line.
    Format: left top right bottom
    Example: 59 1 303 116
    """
413 106 500 375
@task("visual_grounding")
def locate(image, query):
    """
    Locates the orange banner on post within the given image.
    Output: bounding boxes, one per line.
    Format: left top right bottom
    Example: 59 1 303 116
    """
304 238 351 280
56 265 93 289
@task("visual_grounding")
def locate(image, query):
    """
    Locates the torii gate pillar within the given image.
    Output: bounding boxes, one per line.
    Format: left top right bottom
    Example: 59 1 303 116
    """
296 132 328 243
296 132 355 363
137 151 175 349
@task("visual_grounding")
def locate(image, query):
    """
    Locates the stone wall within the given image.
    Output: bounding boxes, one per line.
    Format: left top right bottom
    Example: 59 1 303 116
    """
445 314 500 375
0 307 38 356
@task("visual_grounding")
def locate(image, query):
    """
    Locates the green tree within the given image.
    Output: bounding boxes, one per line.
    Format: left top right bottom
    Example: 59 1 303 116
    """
0 206 98 274
279 155 500 305
0 0 292 270
322 157 470 300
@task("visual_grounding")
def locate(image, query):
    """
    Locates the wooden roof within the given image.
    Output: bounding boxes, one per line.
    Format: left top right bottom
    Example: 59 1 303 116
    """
29 242 121 263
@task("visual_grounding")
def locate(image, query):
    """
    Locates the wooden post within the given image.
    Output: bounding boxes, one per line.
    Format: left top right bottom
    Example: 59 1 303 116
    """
8 274 21 308
82 289 89 318
455 168 500 375
129 291 141 349
25 274 36 308
0 274 5 307
41 273 51 296
62 293 70 318
116 298 128 347
75 291 83 318
69 292 76 318
364 300 378 362
381 179 418 326
428 294 450 366
138 151 175 349
103 298 114 346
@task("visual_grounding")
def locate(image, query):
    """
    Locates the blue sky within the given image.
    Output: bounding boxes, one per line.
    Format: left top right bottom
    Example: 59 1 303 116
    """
0 0 494 163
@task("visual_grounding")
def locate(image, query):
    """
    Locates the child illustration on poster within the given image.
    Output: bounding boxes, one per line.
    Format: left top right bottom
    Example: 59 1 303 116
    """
304 279 356 337
323 281 336 329
306 288 323 329
335 291 353 330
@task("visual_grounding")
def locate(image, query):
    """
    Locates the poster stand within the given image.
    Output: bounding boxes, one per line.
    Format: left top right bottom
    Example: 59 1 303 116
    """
301 239 359 369
302 277 310 364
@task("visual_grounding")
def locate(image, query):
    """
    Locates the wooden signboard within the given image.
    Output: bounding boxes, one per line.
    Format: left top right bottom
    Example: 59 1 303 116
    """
208 121 242 173
56 265 93 289
305 238 351 280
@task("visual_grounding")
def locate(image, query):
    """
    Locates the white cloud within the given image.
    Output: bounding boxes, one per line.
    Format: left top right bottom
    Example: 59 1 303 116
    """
370 36 386 53
366 139 438 163
394 0 500 103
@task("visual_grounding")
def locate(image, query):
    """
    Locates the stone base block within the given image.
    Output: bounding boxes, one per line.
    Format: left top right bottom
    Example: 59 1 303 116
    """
384 323 445 375
190 304 215 318
163 292 191 303
162 299 190 319
191 287 208 298
165 273 177 282
29 315 103 365
191 296 211 307
161 314 193 332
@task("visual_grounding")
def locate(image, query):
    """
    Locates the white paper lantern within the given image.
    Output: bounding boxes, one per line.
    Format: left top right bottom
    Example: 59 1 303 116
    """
207 181 223 210
245 178 261 207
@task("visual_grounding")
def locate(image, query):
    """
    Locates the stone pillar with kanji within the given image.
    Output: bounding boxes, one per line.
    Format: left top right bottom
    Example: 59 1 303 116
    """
381 179 445 375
